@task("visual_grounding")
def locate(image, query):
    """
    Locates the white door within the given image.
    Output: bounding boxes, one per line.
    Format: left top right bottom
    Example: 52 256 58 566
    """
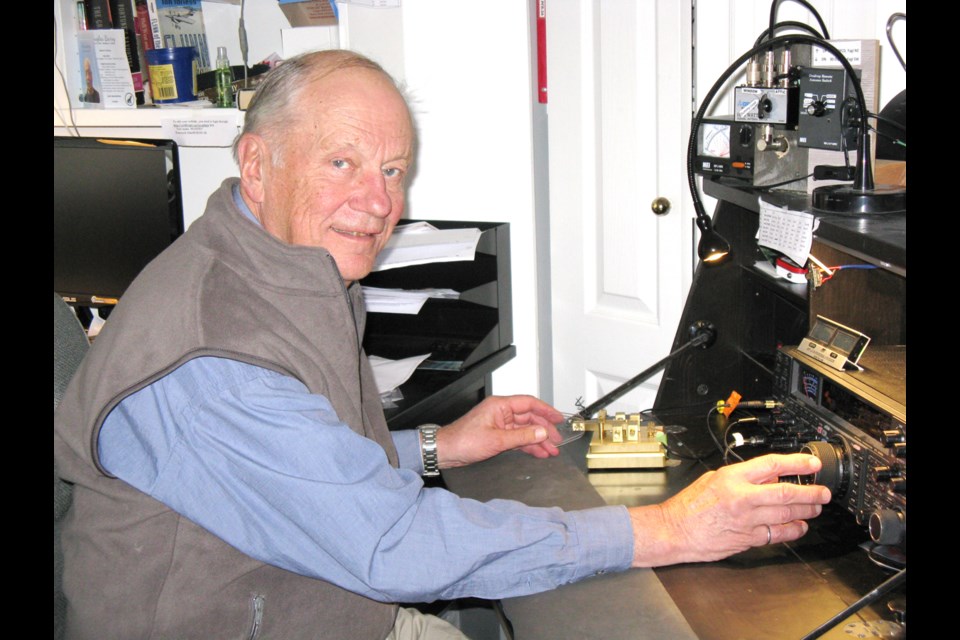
547 0 694 417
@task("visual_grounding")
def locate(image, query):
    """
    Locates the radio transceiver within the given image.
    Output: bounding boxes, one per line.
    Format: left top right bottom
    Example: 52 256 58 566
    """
773 346 905 552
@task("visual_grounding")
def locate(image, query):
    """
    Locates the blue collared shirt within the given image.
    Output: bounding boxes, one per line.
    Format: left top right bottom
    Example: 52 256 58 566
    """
99 357 634 602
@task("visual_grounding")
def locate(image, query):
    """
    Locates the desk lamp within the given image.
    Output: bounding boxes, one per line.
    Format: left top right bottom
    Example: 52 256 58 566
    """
696 219 731 264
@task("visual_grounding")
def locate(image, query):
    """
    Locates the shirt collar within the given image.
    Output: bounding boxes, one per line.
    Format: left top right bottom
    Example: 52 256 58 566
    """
232 183 262 227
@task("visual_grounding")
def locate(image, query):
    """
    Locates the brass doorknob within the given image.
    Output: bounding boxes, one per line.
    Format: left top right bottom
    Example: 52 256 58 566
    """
651 197 671 215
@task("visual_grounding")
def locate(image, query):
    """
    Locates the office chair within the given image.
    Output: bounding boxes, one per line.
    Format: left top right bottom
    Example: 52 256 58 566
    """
54 293 89 640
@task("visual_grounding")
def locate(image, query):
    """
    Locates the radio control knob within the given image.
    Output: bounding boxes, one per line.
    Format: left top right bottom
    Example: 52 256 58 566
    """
880 429 905 446
800 440 844 496
891 442 906 458
873 465 900 482
805 99 827 117
889 477 906 494
868 509 905 546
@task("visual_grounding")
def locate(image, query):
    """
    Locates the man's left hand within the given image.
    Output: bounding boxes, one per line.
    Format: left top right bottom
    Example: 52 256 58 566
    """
436 395 564 469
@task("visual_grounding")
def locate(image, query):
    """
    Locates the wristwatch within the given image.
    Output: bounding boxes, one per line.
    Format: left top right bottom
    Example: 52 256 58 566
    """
418 424 441 477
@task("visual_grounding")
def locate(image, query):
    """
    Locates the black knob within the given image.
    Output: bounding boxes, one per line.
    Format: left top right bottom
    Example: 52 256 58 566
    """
873 465 900 482
800 440 844 496
889 477 906 494
891 442 906 458
806 100 827 117
868 509 905 546
881 429 905 446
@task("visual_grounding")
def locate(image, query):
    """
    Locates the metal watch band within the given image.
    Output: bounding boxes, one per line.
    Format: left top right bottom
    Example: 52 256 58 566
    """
418 424 441 477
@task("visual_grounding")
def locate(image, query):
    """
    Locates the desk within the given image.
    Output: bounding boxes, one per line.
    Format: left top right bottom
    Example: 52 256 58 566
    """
443 439 906 639
442 438 697 640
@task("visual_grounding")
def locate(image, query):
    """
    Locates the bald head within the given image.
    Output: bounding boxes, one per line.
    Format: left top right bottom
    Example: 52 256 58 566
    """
233 50 411 165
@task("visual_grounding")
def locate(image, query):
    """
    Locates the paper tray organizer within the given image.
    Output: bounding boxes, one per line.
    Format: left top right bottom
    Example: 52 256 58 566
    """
360 220 512 372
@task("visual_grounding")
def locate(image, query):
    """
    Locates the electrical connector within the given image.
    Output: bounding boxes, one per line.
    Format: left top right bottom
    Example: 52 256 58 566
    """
813 165 856 181
721 391 742 418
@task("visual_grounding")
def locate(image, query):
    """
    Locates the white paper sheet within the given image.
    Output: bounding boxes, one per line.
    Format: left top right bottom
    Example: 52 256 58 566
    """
372 222 481 271
757 199 819 266
368 353 432 394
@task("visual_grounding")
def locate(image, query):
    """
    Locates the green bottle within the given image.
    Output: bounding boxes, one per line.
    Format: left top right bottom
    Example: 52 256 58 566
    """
215 46 234 108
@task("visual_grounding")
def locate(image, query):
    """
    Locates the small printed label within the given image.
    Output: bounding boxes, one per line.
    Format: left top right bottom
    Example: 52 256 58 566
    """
813 41 862 67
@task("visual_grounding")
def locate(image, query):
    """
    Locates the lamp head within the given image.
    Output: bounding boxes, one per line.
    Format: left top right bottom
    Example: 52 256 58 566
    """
696 216 731 264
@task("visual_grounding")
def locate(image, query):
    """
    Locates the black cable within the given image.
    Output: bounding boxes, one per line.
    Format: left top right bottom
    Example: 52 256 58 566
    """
800 569 906 640
866 546 903 572
754 20 824 47
886 13 906 72
722 440 743 464
867 124 906 148
768 0 830 45
706 406 726 457
639 401 718 418
754 172 814 190
868 112 906 133
722 416 762 464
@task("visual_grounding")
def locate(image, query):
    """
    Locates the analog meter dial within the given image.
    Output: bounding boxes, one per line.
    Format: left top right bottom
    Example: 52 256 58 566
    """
701 123 731 158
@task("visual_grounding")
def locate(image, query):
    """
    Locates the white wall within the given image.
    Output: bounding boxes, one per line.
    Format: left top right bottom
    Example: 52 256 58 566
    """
399 1 543 397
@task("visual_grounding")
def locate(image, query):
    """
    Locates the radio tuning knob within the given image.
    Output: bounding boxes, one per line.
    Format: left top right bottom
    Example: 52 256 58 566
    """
868 509 905 546
800 440 843 495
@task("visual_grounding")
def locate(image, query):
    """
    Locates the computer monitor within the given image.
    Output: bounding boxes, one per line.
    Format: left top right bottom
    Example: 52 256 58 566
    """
54 137 184 308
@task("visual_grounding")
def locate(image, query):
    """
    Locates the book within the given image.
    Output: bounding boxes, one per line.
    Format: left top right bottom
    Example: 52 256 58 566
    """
146 0 211 71
83 0 114 29
108 0 145 103
134 0 155 51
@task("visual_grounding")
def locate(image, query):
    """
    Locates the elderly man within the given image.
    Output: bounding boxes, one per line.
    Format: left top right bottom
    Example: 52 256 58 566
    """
54 50 829 639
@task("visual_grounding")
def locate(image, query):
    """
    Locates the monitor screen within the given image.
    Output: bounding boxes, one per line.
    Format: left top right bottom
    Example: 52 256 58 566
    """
54 137 184 306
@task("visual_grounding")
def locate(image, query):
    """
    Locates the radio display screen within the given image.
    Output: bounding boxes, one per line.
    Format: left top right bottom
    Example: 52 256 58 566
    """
798 366 821 401
820 377 888 441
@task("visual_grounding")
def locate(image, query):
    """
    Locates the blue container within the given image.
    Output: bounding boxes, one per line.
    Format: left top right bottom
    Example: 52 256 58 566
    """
145 47 197 104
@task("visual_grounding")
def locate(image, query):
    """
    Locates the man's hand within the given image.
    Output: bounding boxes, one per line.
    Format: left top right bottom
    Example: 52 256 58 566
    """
436 395 565 469
628 454 831 567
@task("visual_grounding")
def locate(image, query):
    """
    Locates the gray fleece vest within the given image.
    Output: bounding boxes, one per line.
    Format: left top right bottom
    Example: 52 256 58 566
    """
54 178 400 640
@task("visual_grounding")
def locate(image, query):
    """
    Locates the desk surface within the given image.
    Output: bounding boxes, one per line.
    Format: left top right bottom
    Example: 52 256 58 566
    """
443 438 905 640
443 438 697 640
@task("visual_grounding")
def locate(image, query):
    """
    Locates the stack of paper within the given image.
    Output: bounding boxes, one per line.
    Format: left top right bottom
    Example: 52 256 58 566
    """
362 286 460 314
372 222 482 272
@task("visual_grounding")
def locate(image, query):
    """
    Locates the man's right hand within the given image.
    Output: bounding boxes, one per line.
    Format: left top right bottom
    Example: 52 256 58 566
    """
627 453 831 567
